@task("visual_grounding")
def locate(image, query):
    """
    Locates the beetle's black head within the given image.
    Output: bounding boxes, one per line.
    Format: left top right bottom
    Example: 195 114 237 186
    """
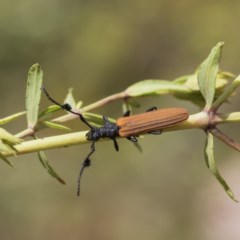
86 129 93 141
86 128 99 141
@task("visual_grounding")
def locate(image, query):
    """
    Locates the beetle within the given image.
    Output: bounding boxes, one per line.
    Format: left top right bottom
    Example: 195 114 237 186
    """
42 87 189 195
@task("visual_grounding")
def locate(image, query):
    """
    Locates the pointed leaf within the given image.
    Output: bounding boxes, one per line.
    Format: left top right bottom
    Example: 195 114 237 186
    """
0 140 17 155
173 71 232 107
37 150 65 184
212 74 240 110
197 42 224 109
0 151 14 167
42 121 71 131
26 63 43 128
39 105 62 120
182 73 228 92
76 101 83 109
83 112 116 126
125 80 190 97
64 88 76 108
0 111 26 125
0 128 21 165
0 140 14 167
0 128 22 145
204 131 237 202
173 75 190 84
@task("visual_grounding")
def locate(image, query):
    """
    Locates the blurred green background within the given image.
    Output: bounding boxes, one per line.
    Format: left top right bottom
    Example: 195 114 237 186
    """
1 0 240 239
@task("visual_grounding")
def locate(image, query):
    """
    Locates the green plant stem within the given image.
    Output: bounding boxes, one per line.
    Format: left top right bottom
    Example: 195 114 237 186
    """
4 131 88 157
0 111 26 125
2 112 208 157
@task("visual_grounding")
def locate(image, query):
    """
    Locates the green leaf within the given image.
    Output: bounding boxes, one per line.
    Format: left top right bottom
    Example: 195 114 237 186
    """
83 112 116 126
64 88 83 109
76 101 83 109
0 128 21 167
38 105 62 121
173 71 233 107
173 75 190 84
0 111 26 125
37 150 65 184
212 74 240 110
0 128 22 166
204 131 237 202
0 141 14 167
125 79 190 97
42 121 71 131
197 42 224 109
0 152 14 167
26 63 43 128
0 140 16 154
64 88 76 108
0 128 22 145
181 73 228 92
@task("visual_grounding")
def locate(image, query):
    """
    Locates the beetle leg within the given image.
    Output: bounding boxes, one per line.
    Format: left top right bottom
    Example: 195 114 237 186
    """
127 136 138 142
133 142 143 152
146 106 157 112
123 110 131 117
112 137 119 151
126 136 142 152
148 130 162 135
103 115 110 124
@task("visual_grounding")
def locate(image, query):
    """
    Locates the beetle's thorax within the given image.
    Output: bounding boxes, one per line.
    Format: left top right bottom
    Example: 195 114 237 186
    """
86 122 120 141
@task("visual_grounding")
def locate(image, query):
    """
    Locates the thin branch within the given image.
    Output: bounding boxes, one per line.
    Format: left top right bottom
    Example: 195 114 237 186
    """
13 91 127 139
210 127 240 152
53 91 127 123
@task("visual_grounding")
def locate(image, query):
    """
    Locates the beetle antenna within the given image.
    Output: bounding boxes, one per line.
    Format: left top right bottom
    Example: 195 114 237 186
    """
77 140 96 196
42 86 93 129
77 158 91 196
